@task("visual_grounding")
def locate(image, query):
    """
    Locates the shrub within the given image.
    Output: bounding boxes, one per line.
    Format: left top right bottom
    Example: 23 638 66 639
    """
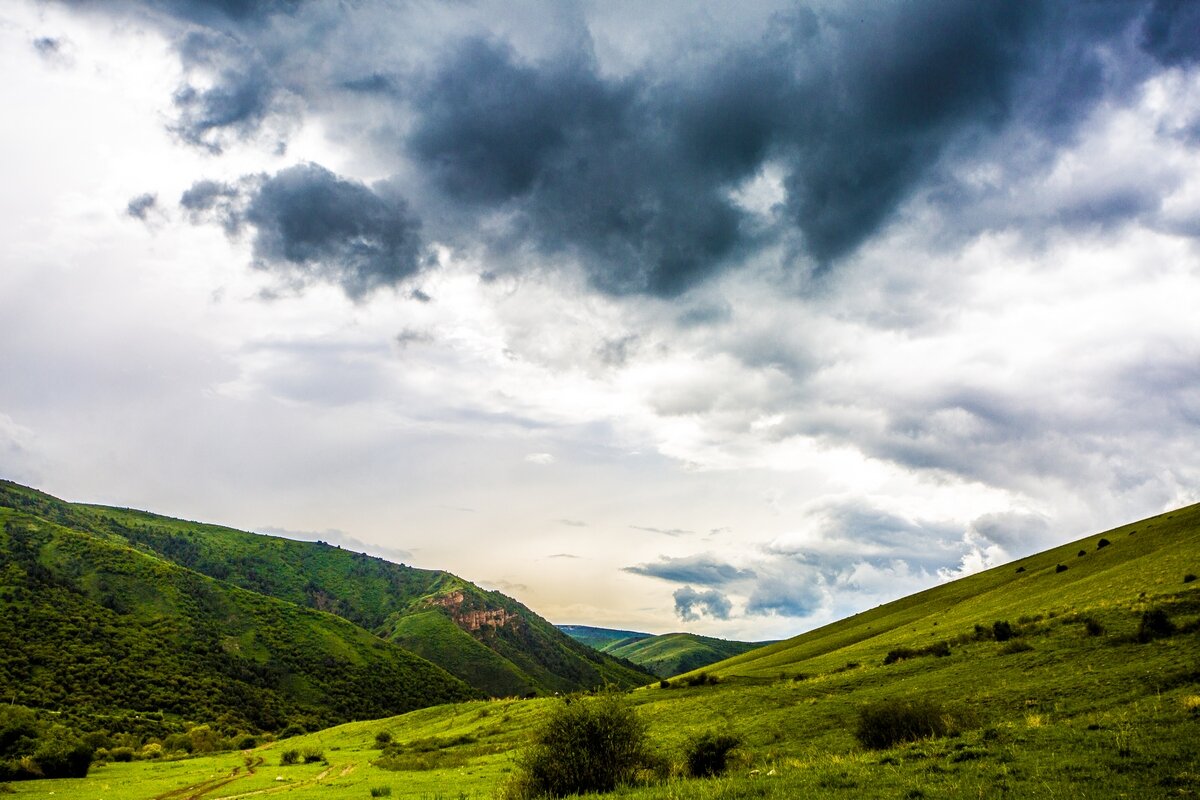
1097 538 1111 549
374 731 392 748
32 740 93 778
302 749 325 764
855 699 950 750
369 787 392 797
658 680 671 690
683 672 719 687
1015 566 1026 573
1055 564 1068 573
1185 574 1197 584
883 641 950 665
109 747 134 763
684 732 739 778
999 640 1033 655
506 693 655 798
237 736 258 750
992 621 1016 642
1137 608 1176 643
1083 618 1106 637
280 749 300 766
1078 550 1087 557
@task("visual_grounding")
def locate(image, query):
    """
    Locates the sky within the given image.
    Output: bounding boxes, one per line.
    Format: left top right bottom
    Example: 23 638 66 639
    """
2 0 1200 640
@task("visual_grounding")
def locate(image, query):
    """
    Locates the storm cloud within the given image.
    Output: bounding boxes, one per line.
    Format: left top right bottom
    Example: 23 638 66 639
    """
181 163 424 297
65 0 1194 296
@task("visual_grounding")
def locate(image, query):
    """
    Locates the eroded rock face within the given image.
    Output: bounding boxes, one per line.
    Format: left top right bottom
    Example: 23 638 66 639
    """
427 590 518 631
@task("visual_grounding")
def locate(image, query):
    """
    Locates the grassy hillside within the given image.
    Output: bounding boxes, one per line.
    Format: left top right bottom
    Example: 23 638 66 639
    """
0 481 651 697
0 505 475 740
558 625 653 651
604 632 765 678
18 500 1198 798
560 625 765 678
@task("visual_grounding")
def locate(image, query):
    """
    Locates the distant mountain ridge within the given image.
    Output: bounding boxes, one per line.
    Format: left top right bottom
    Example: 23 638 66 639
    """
558 624 766 677
0 481 651 731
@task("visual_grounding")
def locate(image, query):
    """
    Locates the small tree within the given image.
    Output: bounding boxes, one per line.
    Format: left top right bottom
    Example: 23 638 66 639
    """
507 693 654 798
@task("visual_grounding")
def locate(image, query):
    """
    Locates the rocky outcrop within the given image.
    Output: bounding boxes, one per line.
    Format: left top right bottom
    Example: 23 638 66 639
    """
427 590 518 631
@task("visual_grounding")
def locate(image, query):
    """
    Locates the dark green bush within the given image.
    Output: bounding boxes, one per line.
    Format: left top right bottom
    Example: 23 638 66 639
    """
237 735 258 750
684 732 739 778
506 694 655 798
1097 538 1111 549
855 699 950 750
992 621 1016 642
658 680 670 690
1137 608 1176 643
883 641 950 665
369 787 392 797
280 749 300 766
374 731 392 748
999 640 1033 655
1055 564 1069 573
109 747 134 762
1083 618 1106 637
1185 574 1197 584
682 672 719 687
302 749 325 764
31 739 93 779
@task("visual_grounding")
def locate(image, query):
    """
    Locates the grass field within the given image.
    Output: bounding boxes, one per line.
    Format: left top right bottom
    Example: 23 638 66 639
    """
8 503 1200 799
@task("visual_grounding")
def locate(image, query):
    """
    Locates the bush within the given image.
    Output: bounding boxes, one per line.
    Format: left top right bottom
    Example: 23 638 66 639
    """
280 749 300 766
1055 564 1069 573
506 694 655 798
237 736 258 750
1097 538 1111 549
302 749 325 764
1083 618 1106 637
682 672 719 687
1137 608 1176 643
883 641 950 665
109 747 134 763
1185 574 1197 584
992 621 1016 642
31 740 93 778
1078 550 1087 557
855 699 950 750
374 731 392 748
684 732 739 778
369 787 392 797
999 640 1033 655
658 680 671 690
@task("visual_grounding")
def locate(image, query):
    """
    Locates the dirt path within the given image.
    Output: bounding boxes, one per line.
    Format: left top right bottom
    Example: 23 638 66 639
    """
152 755 264 800
217 759 359 800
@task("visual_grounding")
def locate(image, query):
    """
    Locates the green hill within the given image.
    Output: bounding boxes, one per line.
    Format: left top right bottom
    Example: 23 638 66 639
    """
16 499 1198 799
557 624 653 651
559 625 765 677
0 481 651 700
0 500 475 741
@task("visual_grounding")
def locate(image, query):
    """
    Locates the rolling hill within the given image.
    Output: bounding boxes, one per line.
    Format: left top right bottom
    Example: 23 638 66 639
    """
0 500 475 738
559 625 766 677
0 481 650 701
13 499 1196 799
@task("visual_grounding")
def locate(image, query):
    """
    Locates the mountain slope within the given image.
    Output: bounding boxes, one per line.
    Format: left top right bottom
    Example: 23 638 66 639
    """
0 481 652 697
0 503 475 737
559 625 766 677
688 500 1200 681
33 503 1200 799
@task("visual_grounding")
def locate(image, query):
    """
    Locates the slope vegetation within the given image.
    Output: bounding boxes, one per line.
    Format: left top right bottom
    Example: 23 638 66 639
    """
560 625 765 677
0 481 650 698
21 501 1198 799
0 503 475 739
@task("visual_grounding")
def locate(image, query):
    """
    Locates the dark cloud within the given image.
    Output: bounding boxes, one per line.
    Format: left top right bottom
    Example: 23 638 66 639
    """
181 163 424 298
170 31 282 154
624 554 755 586
126 193 159 221
72 0 1185 295
673 585 732 622
394 329 434 348
1141 0 1200 67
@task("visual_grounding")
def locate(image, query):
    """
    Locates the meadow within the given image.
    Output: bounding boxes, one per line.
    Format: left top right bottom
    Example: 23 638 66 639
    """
8 502 1199 799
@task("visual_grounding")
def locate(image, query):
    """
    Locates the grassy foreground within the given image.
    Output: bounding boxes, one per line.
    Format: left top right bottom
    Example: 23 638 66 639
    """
9 503 1200 799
